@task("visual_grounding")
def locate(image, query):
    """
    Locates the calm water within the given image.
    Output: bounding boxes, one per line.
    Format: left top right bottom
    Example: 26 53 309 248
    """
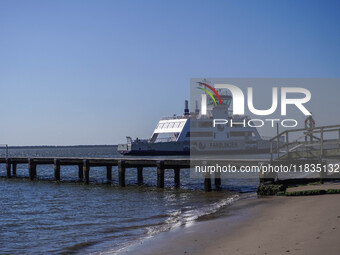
0 146 258 254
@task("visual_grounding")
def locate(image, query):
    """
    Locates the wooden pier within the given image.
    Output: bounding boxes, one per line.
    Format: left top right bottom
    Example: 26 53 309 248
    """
0 157 209 189
2 125 339 192
0 157 270 192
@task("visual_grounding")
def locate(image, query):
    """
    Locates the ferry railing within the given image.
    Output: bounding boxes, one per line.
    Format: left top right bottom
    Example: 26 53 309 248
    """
161 115 189 120
269 124 340 161
132 139 149 143
154 137 178 143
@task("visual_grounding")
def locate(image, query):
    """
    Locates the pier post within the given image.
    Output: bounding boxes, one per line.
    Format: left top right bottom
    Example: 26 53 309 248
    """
83 160 90 184
12 163 16 177
54 159 60 181
137 167 143 185
28 159 36 180
78 164 83 180
6 158 11 178
204 173 212 192
118 160 126 187
106 165 112 183
319 160 326 184
174 167 180 188
157 161 165 188
215 172 221 190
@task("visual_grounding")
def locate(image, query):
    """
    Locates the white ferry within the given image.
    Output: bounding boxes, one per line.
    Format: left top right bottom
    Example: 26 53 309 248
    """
118 90 275 155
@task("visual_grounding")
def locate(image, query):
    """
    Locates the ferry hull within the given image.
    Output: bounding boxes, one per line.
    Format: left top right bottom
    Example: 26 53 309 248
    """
118 141 271 156
120 148 270 156
119 150 190 156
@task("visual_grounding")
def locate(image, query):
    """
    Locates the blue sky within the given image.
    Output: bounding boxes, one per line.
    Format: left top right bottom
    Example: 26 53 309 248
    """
0 0 339 145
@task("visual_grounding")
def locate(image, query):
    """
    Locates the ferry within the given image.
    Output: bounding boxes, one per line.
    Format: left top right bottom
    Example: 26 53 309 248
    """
118 87 276 155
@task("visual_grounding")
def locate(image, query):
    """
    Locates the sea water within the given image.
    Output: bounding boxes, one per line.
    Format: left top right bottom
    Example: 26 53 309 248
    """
0 146 258 254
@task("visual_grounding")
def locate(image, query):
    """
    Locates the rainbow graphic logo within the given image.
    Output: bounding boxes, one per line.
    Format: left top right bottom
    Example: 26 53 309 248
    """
196 82 223 106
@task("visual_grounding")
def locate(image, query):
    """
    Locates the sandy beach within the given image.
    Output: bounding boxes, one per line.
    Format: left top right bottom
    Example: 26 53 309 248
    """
120 194 340 255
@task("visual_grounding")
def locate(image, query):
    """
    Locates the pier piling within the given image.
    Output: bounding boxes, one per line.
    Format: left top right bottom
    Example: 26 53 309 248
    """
137 167 143 185
6 158 11 178
174 167 180 188
157 161 165 188
118 160 126 187
215 172 221 190
12 163 16 177
78 164 83 180
54 159 60 181
204 173 212 192
106 165 112 183
83 160 90 184
28 159 36 180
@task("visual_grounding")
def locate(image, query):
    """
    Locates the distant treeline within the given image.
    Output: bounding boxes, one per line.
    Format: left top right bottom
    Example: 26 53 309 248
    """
7 145 118 149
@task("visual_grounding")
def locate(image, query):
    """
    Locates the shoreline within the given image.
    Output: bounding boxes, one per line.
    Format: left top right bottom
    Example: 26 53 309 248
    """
118 194 340 255
108 192 253 255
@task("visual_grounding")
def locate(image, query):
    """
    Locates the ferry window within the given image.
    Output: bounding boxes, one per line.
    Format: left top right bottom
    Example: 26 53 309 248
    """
155 132 178 142
230 132 245 137
169 123 175 128
179 122 185 128
198 121 213 128
175 122 181 128
158 123 164 129
163 123 169 128
222 98 231 107
150 133 158 142
190 132 213 137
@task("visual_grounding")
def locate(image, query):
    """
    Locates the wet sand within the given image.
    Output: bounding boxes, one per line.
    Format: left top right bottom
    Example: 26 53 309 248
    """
119 194 340 255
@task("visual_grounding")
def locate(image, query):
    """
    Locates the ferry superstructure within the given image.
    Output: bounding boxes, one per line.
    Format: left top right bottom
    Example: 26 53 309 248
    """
118 89 273 155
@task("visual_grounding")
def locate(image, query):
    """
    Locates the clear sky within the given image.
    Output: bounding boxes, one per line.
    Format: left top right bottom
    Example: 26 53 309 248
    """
1 0 339 146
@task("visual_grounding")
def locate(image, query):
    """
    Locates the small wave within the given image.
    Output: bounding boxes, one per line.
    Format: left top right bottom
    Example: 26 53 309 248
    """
61 240 101 254
103 194 240 255
144 195 240 241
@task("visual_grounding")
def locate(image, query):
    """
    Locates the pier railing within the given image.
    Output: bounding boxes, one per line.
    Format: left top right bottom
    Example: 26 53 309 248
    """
270 124 340 160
